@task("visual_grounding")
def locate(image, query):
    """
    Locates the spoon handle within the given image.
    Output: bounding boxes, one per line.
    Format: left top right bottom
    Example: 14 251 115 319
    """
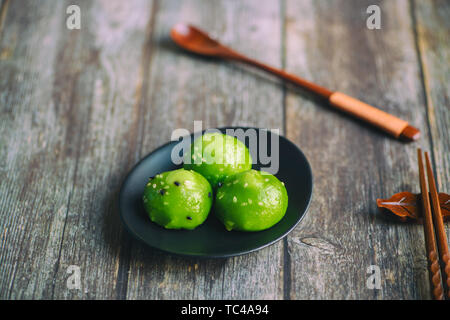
222 49 419 141
224 51 333 99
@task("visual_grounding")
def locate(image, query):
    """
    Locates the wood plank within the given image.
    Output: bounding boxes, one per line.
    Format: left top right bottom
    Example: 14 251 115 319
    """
50 0 155 299
284 0 433 299
413 0 449 212
125 0 286 299
0 0 75 299
413 0 450 283
0 0 154 299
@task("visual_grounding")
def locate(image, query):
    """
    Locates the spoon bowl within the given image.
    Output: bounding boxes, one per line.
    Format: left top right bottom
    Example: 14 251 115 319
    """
170 23 224 56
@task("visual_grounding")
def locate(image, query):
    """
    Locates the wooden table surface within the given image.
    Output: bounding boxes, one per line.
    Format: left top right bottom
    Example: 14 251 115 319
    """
0 0 448 300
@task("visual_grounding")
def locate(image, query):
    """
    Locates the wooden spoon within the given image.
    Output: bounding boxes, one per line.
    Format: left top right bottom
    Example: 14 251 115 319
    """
170 23 420 142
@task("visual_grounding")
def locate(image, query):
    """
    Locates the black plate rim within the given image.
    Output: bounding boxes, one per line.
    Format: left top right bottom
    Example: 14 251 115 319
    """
118 126 313 259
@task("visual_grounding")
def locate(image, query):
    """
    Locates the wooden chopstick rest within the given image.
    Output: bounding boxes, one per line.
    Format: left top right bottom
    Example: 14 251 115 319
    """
377 191 450 222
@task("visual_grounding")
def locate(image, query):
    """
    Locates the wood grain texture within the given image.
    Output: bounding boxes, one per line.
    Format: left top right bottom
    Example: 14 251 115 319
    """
50 0 157 300
125 0 286 300
412 0 449 242
0 0 75 299
284 0 434 299
0 0 155 299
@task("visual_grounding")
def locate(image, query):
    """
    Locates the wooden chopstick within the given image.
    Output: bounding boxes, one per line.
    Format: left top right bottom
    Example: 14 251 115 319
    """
424 151 450 298
417 148 444 300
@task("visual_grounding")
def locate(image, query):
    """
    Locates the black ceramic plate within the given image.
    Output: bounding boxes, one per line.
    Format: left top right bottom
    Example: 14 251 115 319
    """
119 127 313 258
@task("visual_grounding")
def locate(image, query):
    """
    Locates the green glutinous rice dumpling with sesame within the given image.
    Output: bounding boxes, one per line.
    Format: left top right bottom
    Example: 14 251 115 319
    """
214 169 288 232
142 168 213 230
183 132 252 188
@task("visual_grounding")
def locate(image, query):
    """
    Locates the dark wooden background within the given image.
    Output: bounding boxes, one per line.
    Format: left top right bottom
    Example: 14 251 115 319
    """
0 0 448 299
